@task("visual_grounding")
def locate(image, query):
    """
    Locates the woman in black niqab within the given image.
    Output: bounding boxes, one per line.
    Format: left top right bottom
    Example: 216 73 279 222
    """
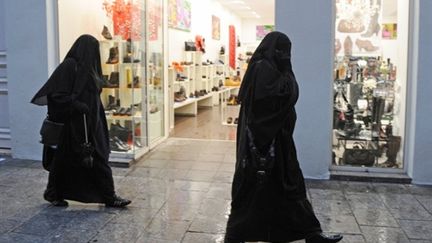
224 32 342 243
31 34 131 207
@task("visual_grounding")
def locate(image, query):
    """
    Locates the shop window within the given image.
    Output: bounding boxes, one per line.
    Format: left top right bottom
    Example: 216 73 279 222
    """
332 0 408 170
58 0 165 161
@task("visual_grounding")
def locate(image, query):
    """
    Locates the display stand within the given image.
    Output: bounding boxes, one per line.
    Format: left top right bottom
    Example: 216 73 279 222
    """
99 37 148 166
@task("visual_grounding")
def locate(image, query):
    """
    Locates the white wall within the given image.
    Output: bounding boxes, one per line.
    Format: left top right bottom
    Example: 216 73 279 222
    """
240 18 274 53
276 0 334 179
409 0 432 184
168 0 242 63
58 0 109 60
4 0 54 159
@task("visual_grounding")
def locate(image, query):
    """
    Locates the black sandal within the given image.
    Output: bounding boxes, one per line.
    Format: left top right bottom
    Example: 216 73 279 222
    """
105 195 131 208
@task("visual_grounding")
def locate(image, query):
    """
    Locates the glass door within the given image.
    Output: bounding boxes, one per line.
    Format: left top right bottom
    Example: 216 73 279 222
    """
146 0 165 144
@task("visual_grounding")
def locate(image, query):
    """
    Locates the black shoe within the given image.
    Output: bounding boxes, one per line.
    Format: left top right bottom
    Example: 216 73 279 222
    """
306 233 343 243
105 195 131 208
102 25 113 40
106 47 119 64
43 190 68 207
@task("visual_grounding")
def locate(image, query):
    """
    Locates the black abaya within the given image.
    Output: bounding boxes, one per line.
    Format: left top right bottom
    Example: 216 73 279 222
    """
32 35 114 203
225 32 322 242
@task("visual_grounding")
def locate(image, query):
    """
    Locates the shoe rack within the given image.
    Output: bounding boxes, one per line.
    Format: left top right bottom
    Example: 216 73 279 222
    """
99 37 147 159
168 50 235 130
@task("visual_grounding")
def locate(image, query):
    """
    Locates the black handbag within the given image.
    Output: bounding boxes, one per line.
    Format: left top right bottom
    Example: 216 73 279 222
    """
39 116 64 146
185 41 196 51
342 142 375 166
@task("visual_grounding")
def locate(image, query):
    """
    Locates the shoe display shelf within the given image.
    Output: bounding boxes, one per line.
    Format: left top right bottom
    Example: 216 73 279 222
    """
220 86 240 126
147 61 164 144
99 37 148 164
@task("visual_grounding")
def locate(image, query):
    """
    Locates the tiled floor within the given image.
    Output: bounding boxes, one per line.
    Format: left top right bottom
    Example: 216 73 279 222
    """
0 138 432 243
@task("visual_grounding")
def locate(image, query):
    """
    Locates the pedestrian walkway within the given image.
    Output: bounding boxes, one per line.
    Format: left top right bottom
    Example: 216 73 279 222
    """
0 138 431 243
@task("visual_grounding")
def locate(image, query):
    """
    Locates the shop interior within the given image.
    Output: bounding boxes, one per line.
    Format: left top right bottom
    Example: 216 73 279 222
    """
57 0 274 163
57 0 408 171
332 0 408 170
167 0 275 141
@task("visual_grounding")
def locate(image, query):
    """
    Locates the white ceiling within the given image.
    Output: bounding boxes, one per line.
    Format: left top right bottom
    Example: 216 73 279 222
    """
215 0 275 21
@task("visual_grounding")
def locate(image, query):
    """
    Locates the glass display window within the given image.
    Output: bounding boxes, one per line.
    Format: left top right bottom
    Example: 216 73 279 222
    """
58 0 165 163
332 0 408 170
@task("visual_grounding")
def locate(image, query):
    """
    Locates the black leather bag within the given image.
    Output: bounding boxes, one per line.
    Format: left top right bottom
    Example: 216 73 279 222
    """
39 116 64 146
185 41 196 51
342 142 375 166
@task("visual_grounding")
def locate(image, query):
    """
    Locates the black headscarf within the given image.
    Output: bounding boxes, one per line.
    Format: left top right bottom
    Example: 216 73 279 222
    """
31 34 103 105
238 31 295 103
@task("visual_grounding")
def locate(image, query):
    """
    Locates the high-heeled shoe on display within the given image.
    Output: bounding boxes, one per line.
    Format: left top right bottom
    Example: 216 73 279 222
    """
306 233 343 243
343 36 353 56
361 0 381 37
335 39 342 55
356 39 379 52
106 46 119 64
101 25 113 40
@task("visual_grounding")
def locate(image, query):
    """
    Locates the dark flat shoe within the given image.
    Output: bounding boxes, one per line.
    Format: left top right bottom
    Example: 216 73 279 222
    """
105 195 131 208
43 191 68 207
306 233 343 243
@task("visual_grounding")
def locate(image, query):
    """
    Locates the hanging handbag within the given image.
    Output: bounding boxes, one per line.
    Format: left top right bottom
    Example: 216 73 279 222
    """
342 141 375 166
39 116 64 146
184 41 196 51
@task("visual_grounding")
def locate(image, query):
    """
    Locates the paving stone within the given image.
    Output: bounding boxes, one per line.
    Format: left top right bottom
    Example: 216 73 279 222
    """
109 207 154 226
136 235 180 243
137 159 170 168
352 208 399 227
48 228 97 243
197 153 225 163
340 181 376 194
0 232 48 243
218 163 235 173
380 194 432 220
336 234 366 243
165 161 196 170
189 216 227 234
399 220 432 240
0 218 21 234
206 183 232 200
373 182 409 194
305 179 342 190
191 162 221 171
415 195 432 214
182 232 224 243
184 170 217 182
213 171 234 183
345 193 387 210
407 185 432 196
309 188 346 201
198 198 231 219
13 214 72 237
360 225 410 243
157 203 199 221
172 180 212 192
316 214 361 234
157 169 189 180
90 222 143 243
410 240 432 243
310 199 352 216
128 167 162 178
144 218 190 241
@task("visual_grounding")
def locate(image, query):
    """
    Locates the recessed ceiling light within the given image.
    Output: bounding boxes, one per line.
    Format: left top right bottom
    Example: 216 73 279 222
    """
228 0 245 4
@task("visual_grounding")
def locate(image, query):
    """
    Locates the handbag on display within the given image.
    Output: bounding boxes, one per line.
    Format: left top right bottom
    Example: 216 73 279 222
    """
184 41 196 51
342 142 375 166
39 116 64 146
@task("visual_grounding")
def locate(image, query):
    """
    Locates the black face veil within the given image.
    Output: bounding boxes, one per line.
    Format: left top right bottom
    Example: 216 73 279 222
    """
31 34 103 105
238 31 295 102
